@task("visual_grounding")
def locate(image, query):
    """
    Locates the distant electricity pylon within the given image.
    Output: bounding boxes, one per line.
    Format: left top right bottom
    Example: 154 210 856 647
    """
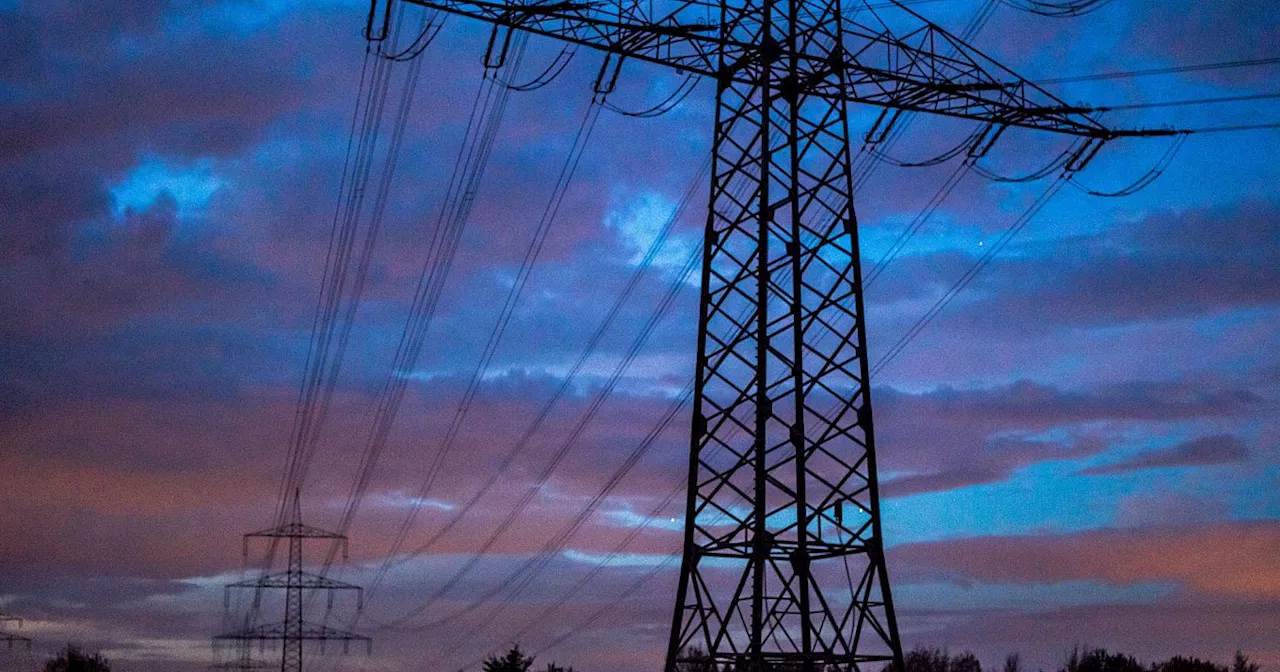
210 630 275 672
0 614 30 650
364 0 1172 668
214 493 370 672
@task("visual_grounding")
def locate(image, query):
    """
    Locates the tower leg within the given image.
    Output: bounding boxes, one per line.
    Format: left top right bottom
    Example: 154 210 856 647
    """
666 0 904 667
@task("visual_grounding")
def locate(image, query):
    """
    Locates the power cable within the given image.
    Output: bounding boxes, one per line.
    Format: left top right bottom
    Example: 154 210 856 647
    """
1068 133 1187 197
1088 91 1280 113
364 92 607 616
870 173 1070 377
1037 55 1280 85
325 33 535 570
364 154 711 598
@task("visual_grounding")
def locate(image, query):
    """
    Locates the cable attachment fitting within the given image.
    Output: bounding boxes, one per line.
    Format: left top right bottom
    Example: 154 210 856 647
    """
967 122 1007 159
483 24 514 70
593 51 625 96
1065 137 1106 172
365 0 393 42
864 108 903 145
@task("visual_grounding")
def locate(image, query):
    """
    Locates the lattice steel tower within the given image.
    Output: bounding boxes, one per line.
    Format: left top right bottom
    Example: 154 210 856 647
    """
0 614 30 650
214 493 370 672
369 0 1165 668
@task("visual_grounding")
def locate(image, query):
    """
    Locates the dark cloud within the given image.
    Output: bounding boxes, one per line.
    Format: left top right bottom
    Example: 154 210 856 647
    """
1081 434 1250 475
873 378 1262 496
889 521 1280 599
876 199 1280 337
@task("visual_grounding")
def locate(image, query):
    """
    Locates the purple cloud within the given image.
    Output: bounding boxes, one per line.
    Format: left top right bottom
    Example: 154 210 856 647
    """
1081 434 1251 475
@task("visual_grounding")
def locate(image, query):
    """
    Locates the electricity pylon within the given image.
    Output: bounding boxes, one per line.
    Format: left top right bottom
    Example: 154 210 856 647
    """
0 615 30 649
211 612 276 672
214 493 370 672
369 0 1171 668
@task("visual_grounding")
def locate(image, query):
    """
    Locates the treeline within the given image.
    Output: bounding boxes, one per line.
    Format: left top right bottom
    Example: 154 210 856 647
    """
27 643 1267 672
481 645 1266 672
898 647 1262 672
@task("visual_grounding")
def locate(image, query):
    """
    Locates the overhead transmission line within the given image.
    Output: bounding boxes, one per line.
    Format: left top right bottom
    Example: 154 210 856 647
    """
363 157 711 598
1037 55 1280 85
325 27 532 556
1087 91 1280 113
369 156 714 631
360 91 605 599
239 0 437 635
357 17 1280 608
434 68 1280 672
367 126 777 640
274 3 426 526
1181 122 1280 134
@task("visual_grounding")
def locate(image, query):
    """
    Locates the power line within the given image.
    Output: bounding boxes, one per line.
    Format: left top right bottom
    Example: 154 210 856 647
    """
1090 91 1280 113
1038 55 1280 85
1185 122 1280 134
871 174 1070 377
364 155 711 599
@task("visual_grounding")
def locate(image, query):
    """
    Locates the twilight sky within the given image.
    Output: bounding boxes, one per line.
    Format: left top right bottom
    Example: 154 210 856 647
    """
2 1 1279 671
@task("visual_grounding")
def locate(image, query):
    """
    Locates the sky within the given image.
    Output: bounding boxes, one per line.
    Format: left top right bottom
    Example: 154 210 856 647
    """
1 1 1278 671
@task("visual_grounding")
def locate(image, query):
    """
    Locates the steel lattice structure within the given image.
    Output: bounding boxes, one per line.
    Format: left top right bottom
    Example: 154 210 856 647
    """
0 615 30 650
214 494 370 672
368 0 1170 668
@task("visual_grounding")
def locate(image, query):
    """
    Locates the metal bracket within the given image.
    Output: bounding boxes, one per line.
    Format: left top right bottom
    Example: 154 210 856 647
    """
594 51 625 95
1066 137 1105 172
483 24 514 70
364 0 393 42
864 108 903 145
967 123 1007 159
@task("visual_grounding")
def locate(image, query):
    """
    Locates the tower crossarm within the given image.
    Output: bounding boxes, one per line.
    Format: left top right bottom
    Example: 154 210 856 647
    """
244 523 347 541
215 622 372 651
389 0 1163 138
225 571 363 592
216 622 370 641
0 614 30 649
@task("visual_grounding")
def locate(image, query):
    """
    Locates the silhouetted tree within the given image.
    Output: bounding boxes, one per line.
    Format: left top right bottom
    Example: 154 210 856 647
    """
1152 655 1226 672
1231 653 1259 672
543 664 575 672
1004 654 1022 672
1061 648 1145 672
673 647 714 672
952 652 982 672
483 645 535 672
896 647 983 672
903 647 951 672
43 647 110 672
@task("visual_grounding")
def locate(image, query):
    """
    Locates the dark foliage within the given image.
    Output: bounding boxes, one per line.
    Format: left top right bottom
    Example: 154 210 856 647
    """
480 644 575 672
1152 655 1227 672
1233 653 1261 672
483 645 535 672
1062 648 1146 672
897 647 985 672
43 646 110 672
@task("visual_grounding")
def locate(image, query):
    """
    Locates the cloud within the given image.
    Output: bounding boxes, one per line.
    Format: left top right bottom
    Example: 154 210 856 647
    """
1081 434 1250 475
890 521 1280 600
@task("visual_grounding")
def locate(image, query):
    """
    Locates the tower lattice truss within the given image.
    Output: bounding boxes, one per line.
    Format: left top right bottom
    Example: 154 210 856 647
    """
366 0 1167 668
